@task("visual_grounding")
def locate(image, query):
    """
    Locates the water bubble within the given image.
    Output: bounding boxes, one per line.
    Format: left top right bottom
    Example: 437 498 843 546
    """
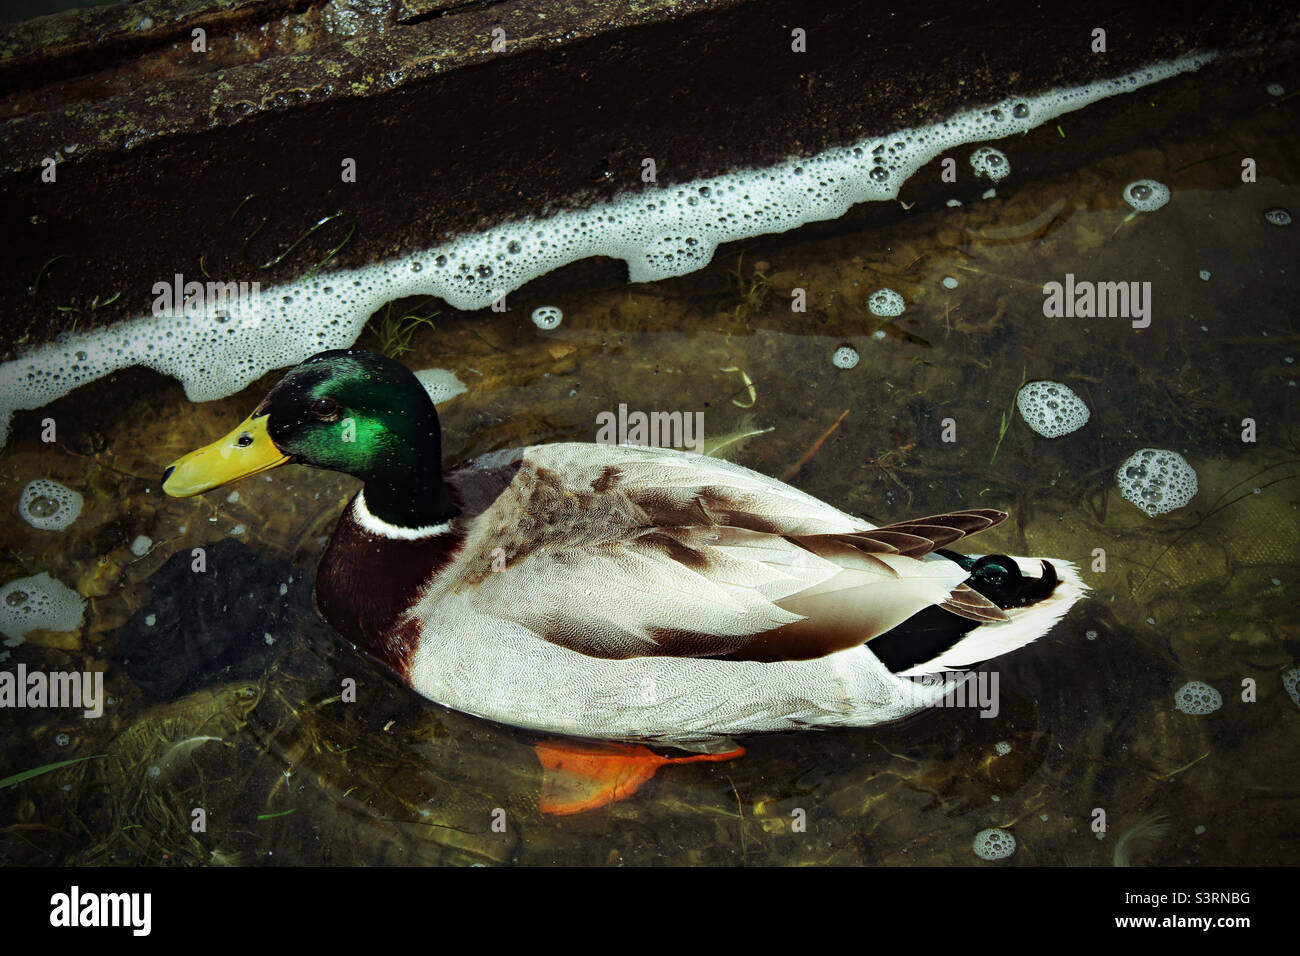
832 345 859 369
55 733 70 747
1198 269 1211 281
6 590 28 607
1117 448 1196 516
532 306 563 330
1012 103 1029 118
27 495 61 518
970 146 1010 182
409 261 423 272
868 288 905 317
973 828 1016 860
1264 207 1292 227
942 276 958 289
1016 381 1089 438
1283 667 1300 707
1266 83 1285 97
19 479 82 531
869 167 889 182
507 240 521 254
1122 179 1170 212
1174 680 1222 715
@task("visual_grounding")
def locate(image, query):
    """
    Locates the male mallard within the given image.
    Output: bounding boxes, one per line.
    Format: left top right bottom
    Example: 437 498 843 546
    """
162 350 1085 788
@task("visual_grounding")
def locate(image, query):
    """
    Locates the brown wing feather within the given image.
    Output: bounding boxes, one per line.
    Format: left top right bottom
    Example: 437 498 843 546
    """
447 444 1011 665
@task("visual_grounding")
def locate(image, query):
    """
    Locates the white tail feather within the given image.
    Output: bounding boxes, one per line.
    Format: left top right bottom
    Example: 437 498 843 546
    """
897 556 1089 677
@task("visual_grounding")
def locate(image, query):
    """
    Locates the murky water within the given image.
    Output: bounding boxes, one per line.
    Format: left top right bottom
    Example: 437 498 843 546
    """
2 64 1297 866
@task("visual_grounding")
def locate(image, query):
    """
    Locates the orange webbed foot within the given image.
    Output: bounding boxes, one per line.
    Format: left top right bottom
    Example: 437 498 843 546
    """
535 739 746 815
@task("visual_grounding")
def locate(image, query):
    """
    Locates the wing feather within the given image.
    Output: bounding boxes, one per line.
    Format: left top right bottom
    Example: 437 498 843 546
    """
416 444 1008 663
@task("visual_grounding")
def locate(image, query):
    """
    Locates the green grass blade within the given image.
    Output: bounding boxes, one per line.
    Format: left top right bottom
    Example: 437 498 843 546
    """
256 808 297 821
0 755 103 790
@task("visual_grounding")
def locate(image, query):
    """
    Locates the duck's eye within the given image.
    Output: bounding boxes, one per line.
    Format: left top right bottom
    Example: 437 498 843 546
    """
236 432 253 447
310 397 340 420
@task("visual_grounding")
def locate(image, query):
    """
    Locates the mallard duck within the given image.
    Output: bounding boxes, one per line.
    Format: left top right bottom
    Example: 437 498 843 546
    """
163 350 1086 750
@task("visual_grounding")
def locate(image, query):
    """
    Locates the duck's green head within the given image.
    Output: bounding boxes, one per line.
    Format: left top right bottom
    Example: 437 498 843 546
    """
162 350 456 528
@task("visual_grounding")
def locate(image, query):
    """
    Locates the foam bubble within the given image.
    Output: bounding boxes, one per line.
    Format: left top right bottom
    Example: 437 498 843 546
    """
1174 680 1222 715
0 54 1215 446
832 345 859 369
1123 179 1170 212
18 479 83 531
1264 207 1292 227
130 535 152 556
414 368 467 405
970 146 1010 182
0 572 85 643
868 288 905 317
1283 667 1300 708
973 828 1016 860
531 305 563 330
1116 448 1198 517
1016 381 1089 438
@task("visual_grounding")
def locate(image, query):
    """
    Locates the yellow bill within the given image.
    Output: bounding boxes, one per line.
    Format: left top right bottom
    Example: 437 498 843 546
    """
162 412 289 497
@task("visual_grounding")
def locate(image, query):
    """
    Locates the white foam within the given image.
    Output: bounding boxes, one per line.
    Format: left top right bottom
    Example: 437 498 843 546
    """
1283 667 1300 708
1123 179 1170 212
970 146 1010 182
868 288 906 317
531 305 563 330
414 367 467 405
1174 680 1222 715
0 572 85 644
831 345 859 369
1116 448 1198 517
0 54 1214 445
1016 380 1090 438
973 828 1016 860
18 479 83 531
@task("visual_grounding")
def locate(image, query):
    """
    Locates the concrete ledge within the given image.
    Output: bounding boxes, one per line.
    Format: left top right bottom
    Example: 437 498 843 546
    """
1 0 1296 352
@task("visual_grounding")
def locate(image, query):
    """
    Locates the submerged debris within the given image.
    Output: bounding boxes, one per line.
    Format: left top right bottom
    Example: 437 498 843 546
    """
1113 812 1170 866
113 539 310 699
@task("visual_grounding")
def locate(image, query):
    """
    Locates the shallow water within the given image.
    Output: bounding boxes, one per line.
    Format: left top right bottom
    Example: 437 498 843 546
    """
1 60 1297 866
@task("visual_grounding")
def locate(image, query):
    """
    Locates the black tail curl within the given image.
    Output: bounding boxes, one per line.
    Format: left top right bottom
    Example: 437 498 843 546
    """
960 552 1059 609
869 550 1061 673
